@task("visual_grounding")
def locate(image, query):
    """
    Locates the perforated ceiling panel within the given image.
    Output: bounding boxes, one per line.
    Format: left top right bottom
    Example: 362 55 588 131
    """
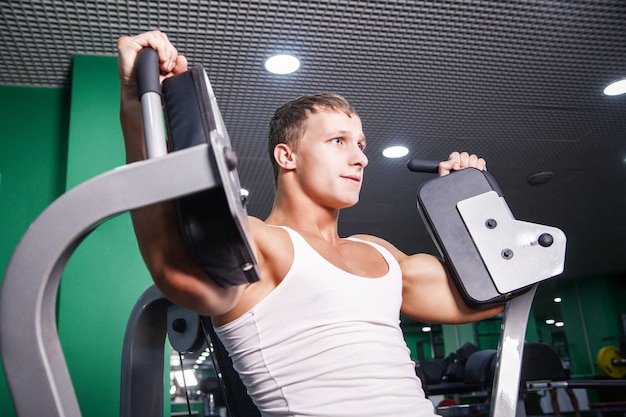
2 1 625 287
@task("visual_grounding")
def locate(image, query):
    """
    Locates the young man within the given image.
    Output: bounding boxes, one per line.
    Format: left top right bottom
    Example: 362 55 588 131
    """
118 31 502 417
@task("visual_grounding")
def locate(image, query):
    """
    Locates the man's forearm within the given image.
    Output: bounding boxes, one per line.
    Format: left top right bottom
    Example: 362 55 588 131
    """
120 96 147 163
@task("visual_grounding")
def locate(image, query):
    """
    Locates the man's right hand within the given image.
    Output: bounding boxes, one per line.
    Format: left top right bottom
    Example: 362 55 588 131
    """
117 30 188 101
117 31 188 162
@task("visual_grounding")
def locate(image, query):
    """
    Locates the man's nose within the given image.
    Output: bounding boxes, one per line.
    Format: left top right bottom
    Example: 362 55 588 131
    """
352 146 368 167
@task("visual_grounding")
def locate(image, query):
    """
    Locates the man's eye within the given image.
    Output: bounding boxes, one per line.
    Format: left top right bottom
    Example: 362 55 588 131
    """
333 138 342 144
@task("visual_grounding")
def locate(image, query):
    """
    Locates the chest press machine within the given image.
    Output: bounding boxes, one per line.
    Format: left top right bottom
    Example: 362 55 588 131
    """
0 49 567 417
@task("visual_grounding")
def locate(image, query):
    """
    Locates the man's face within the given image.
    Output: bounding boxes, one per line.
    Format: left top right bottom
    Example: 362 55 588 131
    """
292 110 368 209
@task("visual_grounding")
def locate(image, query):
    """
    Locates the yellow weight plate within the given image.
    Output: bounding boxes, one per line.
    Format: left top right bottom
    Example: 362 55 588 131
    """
597 346 626 379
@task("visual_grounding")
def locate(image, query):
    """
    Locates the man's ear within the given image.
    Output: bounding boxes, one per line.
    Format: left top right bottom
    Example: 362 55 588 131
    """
274 143 297 170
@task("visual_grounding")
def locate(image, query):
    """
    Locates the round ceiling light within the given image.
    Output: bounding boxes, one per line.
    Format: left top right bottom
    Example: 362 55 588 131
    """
382 145 409 158
264 54 300 74
603 79 626 96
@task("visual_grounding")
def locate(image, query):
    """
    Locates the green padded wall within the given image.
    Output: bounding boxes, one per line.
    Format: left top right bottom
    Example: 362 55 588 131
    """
57 55 154 417
0 85 70 417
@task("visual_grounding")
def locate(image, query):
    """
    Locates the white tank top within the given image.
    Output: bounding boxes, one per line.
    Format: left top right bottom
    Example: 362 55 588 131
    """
214 227 437 417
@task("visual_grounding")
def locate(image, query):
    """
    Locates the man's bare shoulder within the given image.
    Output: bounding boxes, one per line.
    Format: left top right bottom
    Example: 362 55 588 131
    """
248 215 267 230
249 216 282 236
246 216 294 287
248 216 292 254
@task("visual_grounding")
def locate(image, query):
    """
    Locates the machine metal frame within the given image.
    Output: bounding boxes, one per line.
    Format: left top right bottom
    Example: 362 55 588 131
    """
0 145 218 416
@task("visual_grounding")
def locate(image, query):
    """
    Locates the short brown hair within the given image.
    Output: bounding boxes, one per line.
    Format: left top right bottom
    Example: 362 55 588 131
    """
268 93 358 183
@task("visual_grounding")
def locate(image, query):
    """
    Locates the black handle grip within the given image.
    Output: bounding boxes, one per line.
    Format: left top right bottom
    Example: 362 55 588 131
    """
136 48 161 100
407 158 440 173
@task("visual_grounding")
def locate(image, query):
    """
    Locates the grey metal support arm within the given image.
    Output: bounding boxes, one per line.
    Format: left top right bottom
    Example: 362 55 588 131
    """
490 285 538 417
0 145 218 417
